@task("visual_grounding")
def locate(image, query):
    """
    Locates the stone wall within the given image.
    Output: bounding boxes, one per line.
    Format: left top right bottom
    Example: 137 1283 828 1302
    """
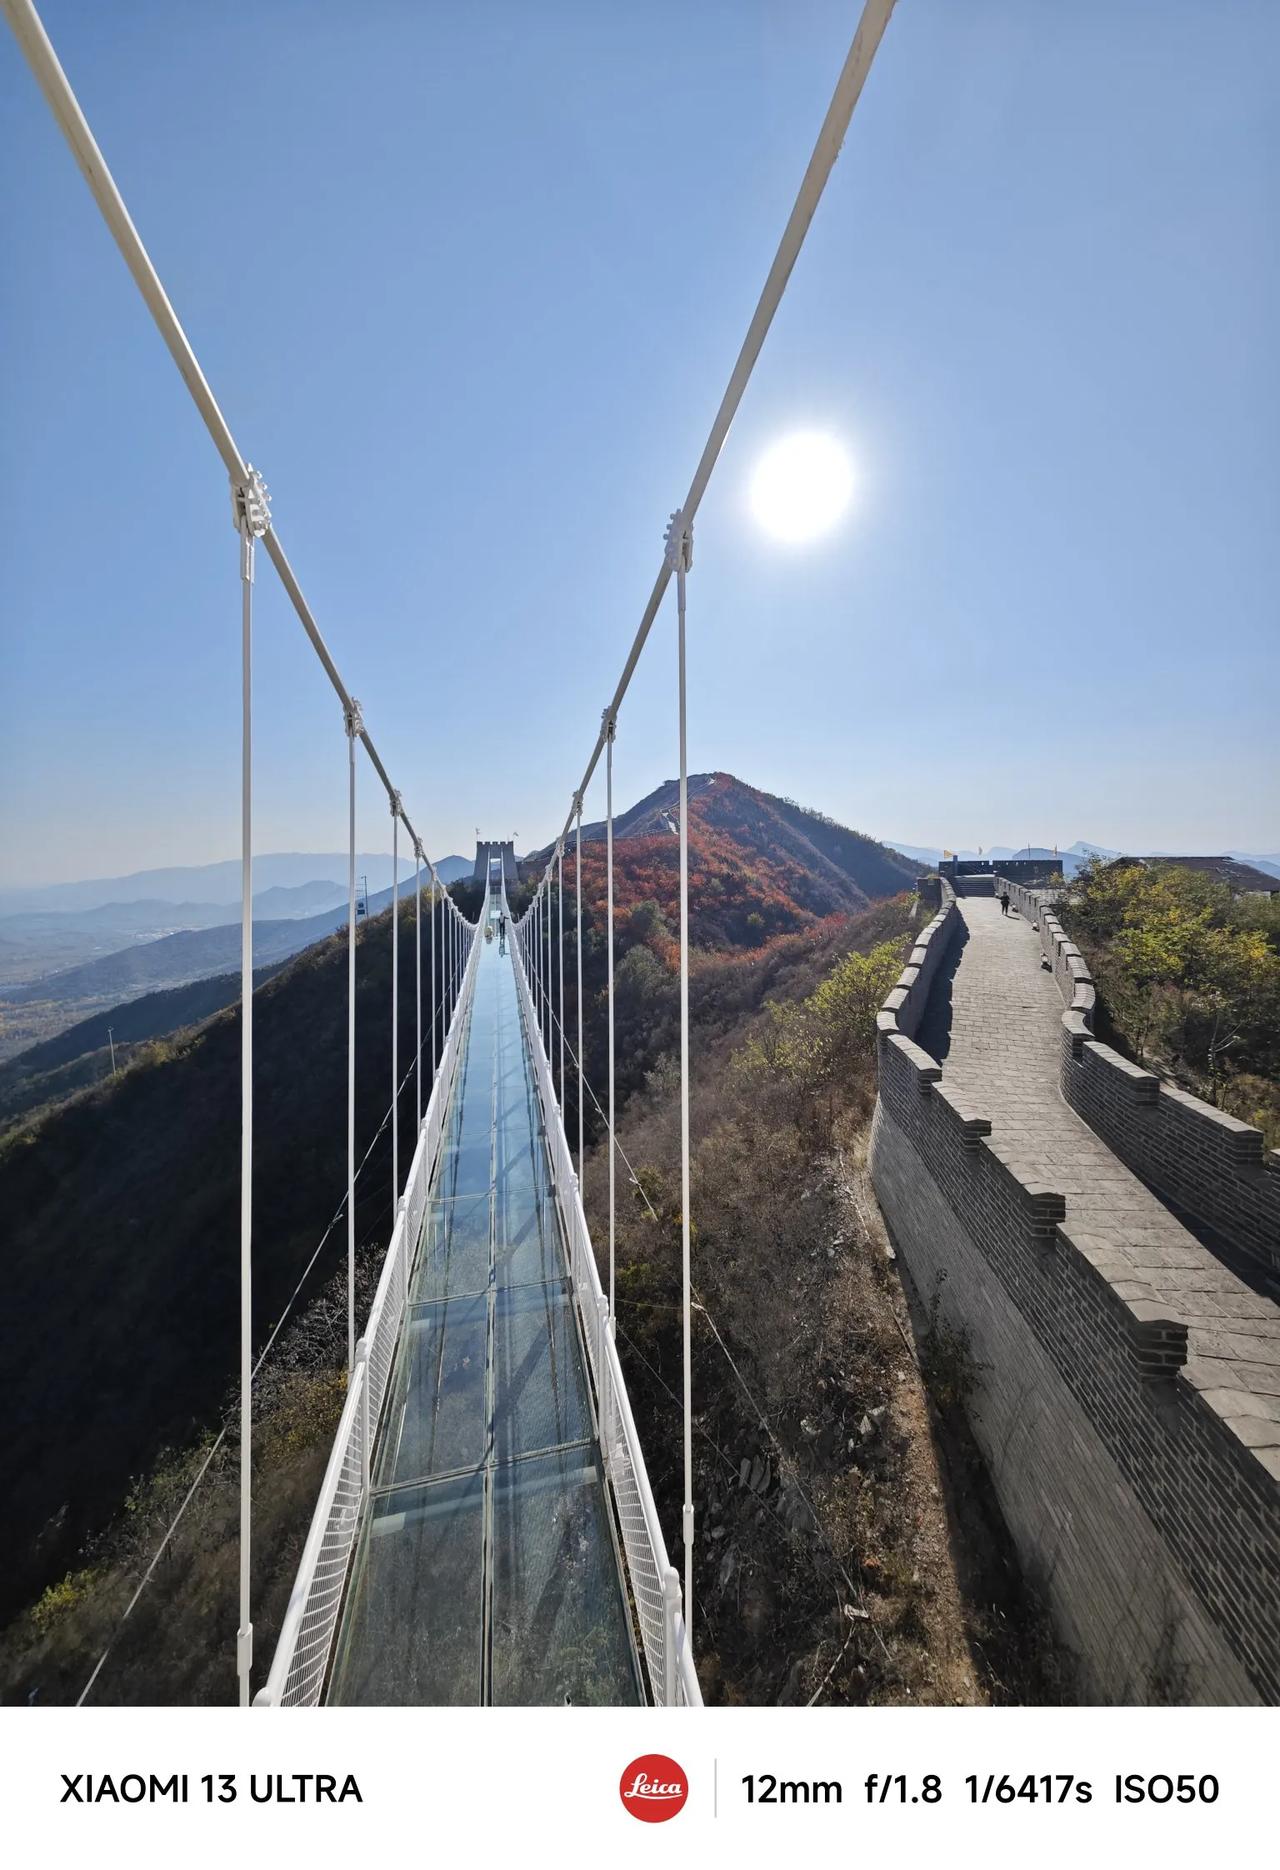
997 876 1280 1284
915 874 942 914
876 877 959 1044
871 1101 1259 1702
870 879 1280 1704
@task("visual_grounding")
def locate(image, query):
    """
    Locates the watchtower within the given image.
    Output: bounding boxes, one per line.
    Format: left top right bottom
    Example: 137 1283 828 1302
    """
472 839 518 892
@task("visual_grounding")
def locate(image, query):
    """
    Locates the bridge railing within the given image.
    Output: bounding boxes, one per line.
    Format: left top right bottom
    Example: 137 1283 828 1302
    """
508 920 700 1708
256 913 484 1707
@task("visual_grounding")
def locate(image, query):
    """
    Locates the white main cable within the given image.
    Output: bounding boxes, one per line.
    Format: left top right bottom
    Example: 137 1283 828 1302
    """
0 0 444 866
548 0 898 852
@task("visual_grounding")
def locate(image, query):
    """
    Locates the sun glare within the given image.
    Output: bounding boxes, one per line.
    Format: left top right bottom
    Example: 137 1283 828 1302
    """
749 431 854 544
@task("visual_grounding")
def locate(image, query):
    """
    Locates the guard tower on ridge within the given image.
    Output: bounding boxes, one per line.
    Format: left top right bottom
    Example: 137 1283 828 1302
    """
472 838 518 892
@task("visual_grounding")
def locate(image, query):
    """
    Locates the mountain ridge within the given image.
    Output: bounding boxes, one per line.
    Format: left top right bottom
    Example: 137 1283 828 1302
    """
525 772 919 945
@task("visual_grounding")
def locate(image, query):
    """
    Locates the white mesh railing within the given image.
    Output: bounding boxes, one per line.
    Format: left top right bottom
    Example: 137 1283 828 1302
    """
509 927 700 1707
256 916 484 1707
267 1364 368 1707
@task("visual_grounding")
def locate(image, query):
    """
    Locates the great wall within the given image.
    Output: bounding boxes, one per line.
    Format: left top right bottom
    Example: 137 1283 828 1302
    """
870 866 1280 1704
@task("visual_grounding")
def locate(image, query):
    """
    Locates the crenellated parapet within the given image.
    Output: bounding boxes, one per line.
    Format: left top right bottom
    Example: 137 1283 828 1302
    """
878 874 961 1044
871 872 1280 1705
996 875 1280 1285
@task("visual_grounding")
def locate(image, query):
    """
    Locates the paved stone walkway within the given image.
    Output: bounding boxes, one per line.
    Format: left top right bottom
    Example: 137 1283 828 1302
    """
919 894 1280 1435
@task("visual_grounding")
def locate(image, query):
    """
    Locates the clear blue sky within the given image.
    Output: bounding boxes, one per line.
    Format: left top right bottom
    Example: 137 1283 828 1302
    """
2 0 1276 887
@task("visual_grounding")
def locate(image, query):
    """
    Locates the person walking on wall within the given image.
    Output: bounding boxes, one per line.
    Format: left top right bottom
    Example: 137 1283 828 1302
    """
1000 888 1011 917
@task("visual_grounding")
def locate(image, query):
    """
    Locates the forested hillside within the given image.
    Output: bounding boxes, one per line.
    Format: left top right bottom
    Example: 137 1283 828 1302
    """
0 895 457 1627
524 773 919 947
0 963 288 1134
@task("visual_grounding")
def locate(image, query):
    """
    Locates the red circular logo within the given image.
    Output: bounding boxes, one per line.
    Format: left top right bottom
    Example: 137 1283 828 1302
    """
619 1753 688 1822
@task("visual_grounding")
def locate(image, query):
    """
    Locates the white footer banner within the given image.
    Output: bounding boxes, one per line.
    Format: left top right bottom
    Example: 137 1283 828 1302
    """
0 1705 1268 1868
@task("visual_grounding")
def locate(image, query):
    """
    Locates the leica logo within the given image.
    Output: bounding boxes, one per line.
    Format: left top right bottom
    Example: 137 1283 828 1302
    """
619 1754 688 1822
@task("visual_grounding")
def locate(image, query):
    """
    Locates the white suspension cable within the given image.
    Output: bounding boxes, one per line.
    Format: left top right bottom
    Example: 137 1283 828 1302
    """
557 843 565 1110
544 874 552 1057
575 799 584 1182
665 506 696 1646
344 698 362 1374
390 796 401 1234
235 502 253 1711
431 880 438 1078
231 466 268 1709
538 883 545 1047
77 986 448 1710
536 886 544 1040
414 842 422 1130
605 710 616 1331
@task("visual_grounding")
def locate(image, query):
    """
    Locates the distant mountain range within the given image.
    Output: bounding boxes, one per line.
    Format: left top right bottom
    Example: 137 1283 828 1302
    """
0 850 471 919
0 881 349 985
885 839 1280 882
4 879 406 1008
0 854 472 990
4 778 913 1072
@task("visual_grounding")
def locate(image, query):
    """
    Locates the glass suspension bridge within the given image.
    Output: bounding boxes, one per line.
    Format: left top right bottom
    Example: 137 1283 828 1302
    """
2 0 900 1706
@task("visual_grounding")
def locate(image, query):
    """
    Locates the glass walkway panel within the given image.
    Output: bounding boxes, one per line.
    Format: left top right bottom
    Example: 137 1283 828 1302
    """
327 896 640 1705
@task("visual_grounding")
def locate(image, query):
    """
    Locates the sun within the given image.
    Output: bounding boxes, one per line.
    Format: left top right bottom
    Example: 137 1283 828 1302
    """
749 431 854 544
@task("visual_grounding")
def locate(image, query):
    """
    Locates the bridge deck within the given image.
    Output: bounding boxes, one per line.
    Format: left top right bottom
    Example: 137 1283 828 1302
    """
328 903 640 1704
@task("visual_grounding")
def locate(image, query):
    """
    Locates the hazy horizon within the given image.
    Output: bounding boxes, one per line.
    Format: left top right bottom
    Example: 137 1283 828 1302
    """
4 794 1277 900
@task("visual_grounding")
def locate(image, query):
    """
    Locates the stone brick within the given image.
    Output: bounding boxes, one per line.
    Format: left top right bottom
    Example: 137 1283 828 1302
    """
871 884 1280 1705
